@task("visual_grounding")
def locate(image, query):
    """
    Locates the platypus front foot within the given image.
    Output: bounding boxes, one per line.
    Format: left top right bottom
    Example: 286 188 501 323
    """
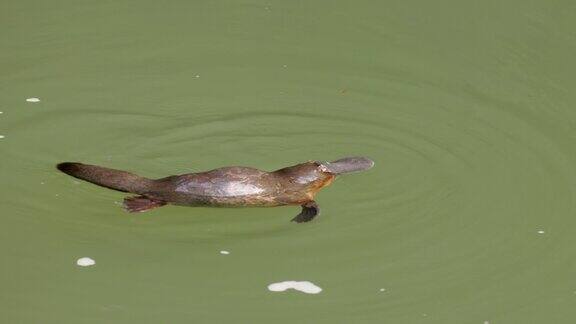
291 201 319 223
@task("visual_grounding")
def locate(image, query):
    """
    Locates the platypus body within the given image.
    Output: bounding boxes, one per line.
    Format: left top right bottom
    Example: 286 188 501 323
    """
56 157 374 223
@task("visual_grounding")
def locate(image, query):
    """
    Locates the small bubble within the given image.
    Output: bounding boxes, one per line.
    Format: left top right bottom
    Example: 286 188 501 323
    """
537 230 545 234
76 257 95 267
26 97 40 102
220 250 230 255
268 281 322 294
0 135 4 139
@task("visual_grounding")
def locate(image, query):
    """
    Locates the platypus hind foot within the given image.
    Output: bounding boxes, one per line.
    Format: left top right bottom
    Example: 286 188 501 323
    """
291 201 319 223
123 196 166 213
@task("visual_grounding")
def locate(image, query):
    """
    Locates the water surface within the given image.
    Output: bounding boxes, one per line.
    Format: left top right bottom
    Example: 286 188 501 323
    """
2 0 576 323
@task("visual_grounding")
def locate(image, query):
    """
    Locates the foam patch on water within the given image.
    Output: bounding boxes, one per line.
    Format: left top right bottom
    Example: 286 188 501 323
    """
76 257 95 267
220 250 230 255
267 281 322 294
26 97 40 102
0 135 4 139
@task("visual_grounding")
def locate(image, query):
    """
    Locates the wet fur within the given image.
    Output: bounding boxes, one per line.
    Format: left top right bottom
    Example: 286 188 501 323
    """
56 161 335 221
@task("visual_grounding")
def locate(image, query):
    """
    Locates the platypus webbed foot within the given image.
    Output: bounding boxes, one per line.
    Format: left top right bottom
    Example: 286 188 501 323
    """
123 196 166 213
291 201 319 223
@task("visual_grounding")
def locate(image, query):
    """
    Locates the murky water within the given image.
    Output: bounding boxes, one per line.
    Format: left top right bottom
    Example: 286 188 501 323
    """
2 1 576 323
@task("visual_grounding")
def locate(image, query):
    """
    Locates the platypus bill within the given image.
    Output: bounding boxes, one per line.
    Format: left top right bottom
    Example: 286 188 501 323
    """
56 157 374 223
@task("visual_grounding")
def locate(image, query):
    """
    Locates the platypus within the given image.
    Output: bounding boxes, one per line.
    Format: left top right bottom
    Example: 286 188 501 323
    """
56 157 374 223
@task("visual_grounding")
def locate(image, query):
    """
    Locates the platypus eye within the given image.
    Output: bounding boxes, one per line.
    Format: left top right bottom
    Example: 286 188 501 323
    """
314 161 330 173
308 160 332 174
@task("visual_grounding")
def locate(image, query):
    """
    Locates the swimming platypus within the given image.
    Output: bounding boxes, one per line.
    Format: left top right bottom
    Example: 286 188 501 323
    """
56 157 374 223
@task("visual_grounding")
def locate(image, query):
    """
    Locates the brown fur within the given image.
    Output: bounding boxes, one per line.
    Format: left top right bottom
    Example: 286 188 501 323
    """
57 161 334 209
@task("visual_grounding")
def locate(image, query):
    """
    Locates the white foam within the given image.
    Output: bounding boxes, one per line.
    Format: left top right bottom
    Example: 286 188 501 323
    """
267 281 322 294
220 250 230 255
0 135 4 139
537 230 545 234
26 97 40 102
76 257 95 267
379 288 386 292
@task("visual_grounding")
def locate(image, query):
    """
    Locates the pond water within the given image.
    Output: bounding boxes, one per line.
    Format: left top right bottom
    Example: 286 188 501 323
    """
2 0 576 323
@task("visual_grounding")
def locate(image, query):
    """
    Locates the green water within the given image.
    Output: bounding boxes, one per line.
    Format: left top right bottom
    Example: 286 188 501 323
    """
2 0 576 323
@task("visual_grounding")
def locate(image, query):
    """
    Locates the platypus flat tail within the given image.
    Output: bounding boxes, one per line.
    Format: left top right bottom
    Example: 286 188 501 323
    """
56 162 154 194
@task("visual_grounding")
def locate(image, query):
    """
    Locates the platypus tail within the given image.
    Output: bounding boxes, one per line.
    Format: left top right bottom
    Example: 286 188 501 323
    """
56 162 154 194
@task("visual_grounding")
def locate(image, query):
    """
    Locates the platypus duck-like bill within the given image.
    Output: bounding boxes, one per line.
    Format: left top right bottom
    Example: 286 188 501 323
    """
56 156 374 223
